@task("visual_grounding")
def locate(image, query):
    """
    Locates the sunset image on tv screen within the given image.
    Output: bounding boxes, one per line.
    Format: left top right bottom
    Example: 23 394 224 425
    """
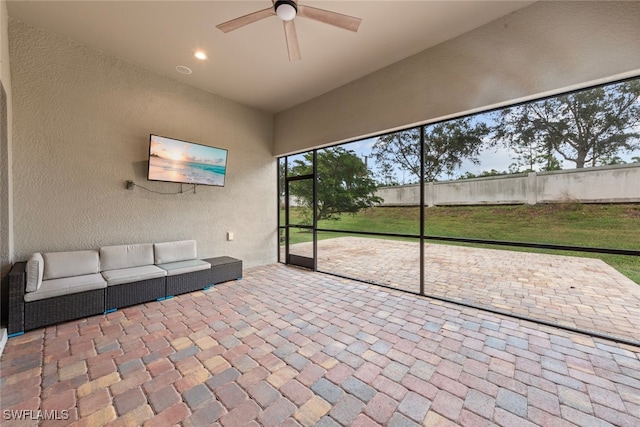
148 135 227 186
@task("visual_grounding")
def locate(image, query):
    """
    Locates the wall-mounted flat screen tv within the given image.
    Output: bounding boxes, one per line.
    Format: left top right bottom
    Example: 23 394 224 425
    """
148 134 228 187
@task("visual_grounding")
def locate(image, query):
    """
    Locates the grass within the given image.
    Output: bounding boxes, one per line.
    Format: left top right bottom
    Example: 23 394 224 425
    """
281 204 640 284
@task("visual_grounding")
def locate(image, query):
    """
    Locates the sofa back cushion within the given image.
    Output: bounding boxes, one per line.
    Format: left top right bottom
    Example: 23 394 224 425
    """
100 243 154 271
26 252 44 292
154 240 197 264
43 250 101 280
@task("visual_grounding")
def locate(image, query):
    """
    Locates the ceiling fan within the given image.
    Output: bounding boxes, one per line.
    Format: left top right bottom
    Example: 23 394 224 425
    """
216 0 362 61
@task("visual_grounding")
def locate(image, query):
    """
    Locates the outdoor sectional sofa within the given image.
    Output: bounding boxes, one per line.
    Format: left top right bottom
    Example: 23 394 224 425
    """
7 240 242 336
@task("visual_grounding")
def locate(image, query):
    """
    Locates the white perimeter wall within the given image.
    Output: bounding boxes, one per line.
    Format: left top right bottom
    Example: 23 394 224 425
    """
8 19 276 266
376 164 640 206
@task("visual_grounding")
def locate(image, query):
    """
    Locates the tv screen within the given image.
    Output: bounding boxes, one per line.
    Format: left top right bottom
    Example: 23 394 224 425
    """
148 134 228 187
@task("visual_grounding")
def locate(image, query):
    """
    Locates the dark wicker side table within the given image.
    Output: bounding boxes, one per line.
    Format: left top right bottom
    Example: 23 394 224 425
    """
203 256 243 287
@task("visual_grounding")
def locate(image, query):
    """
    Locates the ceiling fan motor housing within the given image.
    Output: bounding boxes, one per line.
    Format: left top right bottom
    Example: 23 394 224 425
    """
275 0 297 21
216 0 362 61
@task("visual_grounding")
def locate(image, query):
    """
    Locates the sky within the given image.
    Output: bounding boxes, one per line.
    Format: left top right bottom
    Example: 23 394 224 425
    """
150 135 227 166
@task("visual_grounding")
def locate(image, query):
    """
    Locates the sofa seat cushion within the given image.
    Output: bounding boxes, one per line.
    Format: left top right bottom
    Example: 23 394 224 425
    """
100 243 155 271
43 250 100 280
154 240 198 264
24 274 106 302
102 265 167 286
157 259 211 277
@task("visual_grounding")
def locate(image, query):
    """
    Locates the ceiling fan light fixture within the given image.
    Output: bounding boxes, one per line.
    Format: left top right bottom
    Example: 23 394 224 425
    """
275 0 297 21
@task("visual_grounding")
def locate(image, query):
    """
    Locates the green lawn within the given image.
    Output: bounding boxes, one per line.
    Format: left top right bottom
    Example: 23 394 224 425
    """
281 204 640 284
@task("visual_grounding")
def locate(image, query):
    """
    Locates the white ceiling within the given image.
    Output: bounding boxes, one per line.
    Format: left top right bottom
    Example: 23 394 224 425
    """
7 1 536 113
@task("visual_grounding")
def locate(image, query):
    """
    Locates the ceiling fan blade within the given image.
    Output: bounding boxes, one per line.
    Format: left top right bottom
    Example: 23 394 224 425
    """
216 7 275 33
297 5 361 32
283 20 301 61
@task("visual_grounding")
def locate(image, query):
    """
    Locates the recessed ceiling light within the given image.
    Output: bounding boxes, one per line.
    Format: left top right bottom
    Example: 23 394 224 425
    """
194 51 208 60
176 65 192 75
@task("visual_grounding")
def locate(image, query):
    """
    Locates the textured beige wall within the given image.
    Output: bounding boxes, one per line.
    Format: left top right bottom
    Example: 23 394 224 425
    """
9 19 276 267
274 1 640 155
1 0 13 326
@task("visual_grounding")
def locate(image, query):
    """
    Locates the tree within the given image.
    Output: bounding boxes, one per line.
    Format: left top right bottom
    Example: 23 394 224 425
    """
289 147 382 222
374 161 401 187
493 79 640 169
505 128 561 173
371 118 490 183
457 169 509 180
599 155 627 166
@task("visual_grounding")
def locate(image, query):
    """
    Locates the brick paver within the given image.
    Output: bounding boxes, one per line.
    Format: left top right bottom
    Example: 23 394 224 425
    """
1 263 639 426
287 236 640 344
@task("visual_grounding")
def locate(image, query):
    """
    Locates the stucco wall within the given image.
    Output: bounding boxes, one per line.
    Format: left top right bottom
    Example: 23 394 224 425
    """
273 1 640 155
375 164 640 206
432 175 529 206
9 19 276 266
536 164 640 204
0 0 12 330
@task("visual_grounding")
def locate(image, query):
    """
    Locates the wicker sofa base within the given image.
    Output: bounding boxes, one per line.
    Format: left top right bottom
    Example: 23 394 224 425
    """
165 268 213 296
24 288 106 332
8 262 27 335
106 276 166 311
206 256 243 284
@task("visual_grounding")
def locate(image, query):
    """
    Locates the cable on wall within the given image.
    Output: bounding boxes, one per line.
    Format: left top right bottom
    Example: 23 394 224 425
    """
125 180 197 195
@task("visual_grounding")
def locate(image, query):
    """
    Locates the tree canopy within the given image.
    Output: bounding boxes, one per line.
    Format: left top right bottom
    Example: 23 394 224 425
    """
371 118 490 183
493 79 640 169
288 147 382 222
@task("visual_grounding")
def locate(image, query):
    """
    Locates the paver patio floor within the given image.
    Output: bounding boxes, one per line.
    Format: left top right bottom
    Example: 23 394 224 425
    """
1 264 639 426
287 237 640 345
